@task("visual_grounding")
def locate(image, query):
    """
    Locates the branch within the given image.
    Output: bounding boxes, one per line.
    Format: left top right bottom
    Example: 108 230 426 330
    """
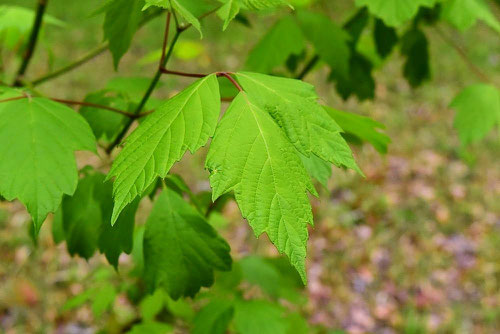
31 44 108 86
160 68 206 78
0 95 138 118
14 0 48 86
434 25 491 84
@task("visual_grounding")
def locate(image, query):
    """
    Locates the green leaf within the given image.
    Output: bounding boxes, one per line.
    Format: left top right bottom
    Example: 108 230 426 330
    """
401 28 430 88
450 84 500 146
107 74 220 224
234 299 287 334
59 173 104 259
171 0 203 37
355 0 439 26
325 107 390 154
245 16 305 73
57 171 139 264
235 72 362 174
192 300 234 334
442 0 500 34
343 7 370 46
297 10 351 78
374 18 398 58
99 198 139 267
100 0 143 69
0 97 95 233
331 52 375 101
206 92 314 282
143 188 232 299
139 289 165 322
218 0 240 30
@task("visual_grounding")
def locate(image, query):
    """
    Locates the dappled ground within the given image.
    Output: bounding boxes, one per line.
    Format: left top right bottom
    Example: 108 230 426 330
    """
1 1 499 333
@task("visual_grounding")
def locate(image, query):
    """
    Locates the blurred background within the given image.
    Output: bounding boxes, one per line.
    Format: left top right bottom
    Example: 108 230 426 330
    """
0 0 499 333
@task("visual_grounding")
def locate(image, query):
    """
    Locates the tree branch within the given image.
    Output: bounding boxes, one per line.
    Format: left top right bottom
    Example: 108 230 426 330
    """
14 0 48 86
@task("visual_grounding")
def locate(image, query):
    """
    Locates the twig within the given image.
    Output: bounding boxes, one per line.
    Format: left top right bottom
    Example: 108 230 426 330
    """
14 0 48 86
160 68 206 78
434 25 491 83
31 44 108 86
296 55 320 80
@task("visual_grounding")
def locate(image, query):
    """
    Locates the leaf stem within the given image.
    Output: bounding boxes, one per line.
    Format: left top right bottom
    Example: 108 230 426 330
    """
217 72 243 91
160 68 206 78
13 0 48 86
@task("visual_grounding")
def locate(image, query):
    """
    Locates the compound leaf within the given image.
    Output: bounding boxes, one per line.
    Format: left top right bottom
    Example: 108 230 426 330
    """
143 188 232 299
107 74 220 224
245 16 305 73
0 97 95 233
451 84 500 146
206 92 314 282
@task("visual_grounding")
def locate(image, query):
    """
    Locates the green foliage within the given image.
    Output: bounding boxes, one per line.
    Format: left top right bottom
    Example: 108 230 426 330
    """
0 92 95 234
143 187 232 299
1 0 497 332
297 10 351 78
355 0 439 26
107 75 220 224
450 84 500 146
245 16 305 73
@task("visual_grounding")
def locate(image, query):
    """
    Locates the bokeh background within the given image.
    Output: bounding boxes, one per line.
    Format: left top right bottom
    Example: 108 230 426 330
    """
0 0 499 333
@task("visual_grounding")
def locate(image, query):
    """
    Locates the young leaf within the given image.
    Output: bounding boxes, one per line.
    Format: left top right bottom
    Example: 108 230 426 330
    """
374 18 398 58
450 84 500 146
100 0 144 69
143 188 232 299
0 97 95 233
441 0 500 34
297 10 351 79
355 0 439 27
401 28 430 88
245 16 305 73
206 92 314 282
107 74 220 224
325 107 391 154
235 72 362 174
192 300 234 334
234 299 287 334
